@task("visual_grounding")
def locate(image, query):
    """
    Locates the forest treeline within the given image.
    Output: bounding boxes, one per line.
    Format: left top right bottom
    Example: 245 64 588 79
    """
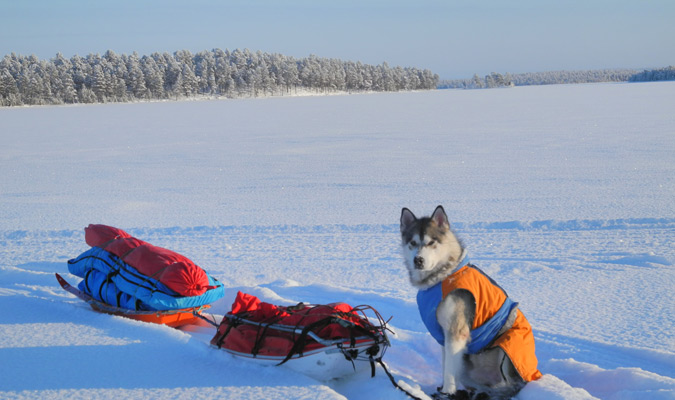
628 66 675 82
0 49 439 106
439 67 675 89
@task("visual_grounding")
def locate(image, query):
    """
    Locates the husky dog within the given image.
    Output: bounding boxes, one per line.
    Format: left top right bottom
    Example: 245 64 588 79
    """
400 206 541 400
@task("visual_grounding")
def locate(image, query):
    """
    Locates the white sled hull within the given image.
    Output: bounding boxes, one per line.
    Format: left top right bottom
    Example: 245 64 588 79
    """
216 340 381 381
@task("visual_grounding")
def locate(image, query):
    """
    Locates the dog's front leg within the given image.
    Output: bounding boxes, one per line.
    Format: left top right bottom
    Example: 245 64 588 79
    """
436 295 471 395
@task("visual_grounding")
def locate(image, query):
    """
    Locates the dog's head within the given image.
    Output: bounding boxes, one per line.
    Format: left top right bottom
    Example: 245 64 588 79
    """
400 205 463 288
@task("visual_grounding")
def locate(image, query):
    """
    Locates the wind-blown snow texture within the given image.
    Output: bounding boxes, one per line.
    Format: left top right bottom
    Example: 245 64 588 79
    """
1 83 674 399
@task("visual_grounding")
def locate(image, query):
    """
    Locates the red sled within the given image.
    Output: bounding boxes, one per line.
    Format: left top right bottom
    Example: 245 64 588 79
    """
55 273 208 328
210 291 391 381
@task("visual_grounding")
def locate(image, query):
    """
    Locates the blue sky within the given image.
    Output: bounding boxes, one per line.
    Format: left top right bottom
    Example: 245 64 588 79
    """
1 0 673 79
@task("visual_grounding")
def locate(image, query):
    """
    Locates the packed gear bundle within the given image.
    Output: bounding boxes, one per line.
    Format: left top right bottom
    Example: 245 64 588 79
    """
68 224 224 309
208 291 391 380
64 224 225 325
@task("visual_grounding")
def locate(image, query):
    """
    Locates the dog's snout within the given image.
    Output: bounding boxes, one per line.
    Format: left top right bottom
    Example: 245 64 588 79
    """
414 256 425 269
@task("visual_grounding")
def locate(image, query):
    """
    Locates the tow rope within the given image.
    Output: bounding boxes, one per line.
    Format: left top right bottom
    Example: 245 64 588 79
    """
374 358 425 400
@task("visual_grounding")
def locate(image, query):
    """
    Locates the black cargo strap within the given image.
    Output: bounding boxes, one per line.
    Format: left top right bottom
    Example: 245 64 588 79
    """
211 315 241 348
277 316 339 366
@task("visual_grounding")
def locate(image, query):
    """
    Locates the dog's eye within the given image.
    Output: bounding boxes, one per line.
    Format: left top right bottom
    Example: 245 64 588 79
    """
410 240 418 247
427 240 436 247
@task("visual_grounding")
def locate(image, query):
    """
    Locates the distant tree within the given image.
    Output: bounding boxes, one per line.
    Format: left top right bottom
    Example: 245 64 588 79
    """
0 60 20 105
19 58 52 104
102 50 128 101
178 63 199 96
141 55 165 98
472 74 483 89
91 64 109 102
70 55 88 93
194 50 216 94
78 87 97 103
126 52 148 99
50 53 77 103
504 73 514 87
213 48 233 95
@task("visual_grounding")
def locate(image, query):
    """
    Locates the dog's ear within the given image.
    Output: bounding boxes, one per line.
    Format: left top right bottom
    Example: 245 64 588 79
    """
400 208 417 232
431 205 449 229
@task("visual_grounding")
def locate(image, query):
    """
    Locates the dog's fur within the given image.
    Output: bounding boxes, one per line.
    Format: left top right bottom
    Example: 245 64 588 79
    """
400 206 525 399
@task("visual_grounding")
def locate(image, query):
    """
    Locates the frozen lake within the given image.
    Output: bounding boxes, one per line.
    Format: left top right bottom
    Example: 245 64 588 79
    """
1 82 673 399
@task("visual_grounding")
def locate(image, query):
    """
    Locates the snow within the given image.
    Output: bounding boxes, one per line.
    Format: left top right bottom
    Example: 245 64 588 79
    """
1 82 674 399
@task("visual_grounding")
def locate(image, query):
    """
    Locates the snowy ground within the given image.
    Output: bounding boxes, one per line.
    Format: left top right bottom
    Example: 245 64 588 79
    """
1 82 673 399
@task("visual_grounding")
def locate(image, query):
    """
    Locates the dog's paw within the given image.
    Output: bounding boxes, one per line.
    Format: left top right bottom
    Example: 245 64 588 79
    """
431 389 473 400
430 391 451 400
451 390 473 400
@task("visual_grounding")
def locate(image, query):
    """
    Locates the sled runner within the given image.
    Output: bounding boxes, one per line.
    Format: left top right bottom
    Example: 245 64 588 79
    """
56 273 208 327
210 291 391 381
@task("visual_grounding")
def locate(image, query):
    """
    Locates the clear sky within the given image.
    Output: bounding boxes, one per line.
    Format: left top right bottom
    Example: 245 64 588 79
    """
1 0 673 79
